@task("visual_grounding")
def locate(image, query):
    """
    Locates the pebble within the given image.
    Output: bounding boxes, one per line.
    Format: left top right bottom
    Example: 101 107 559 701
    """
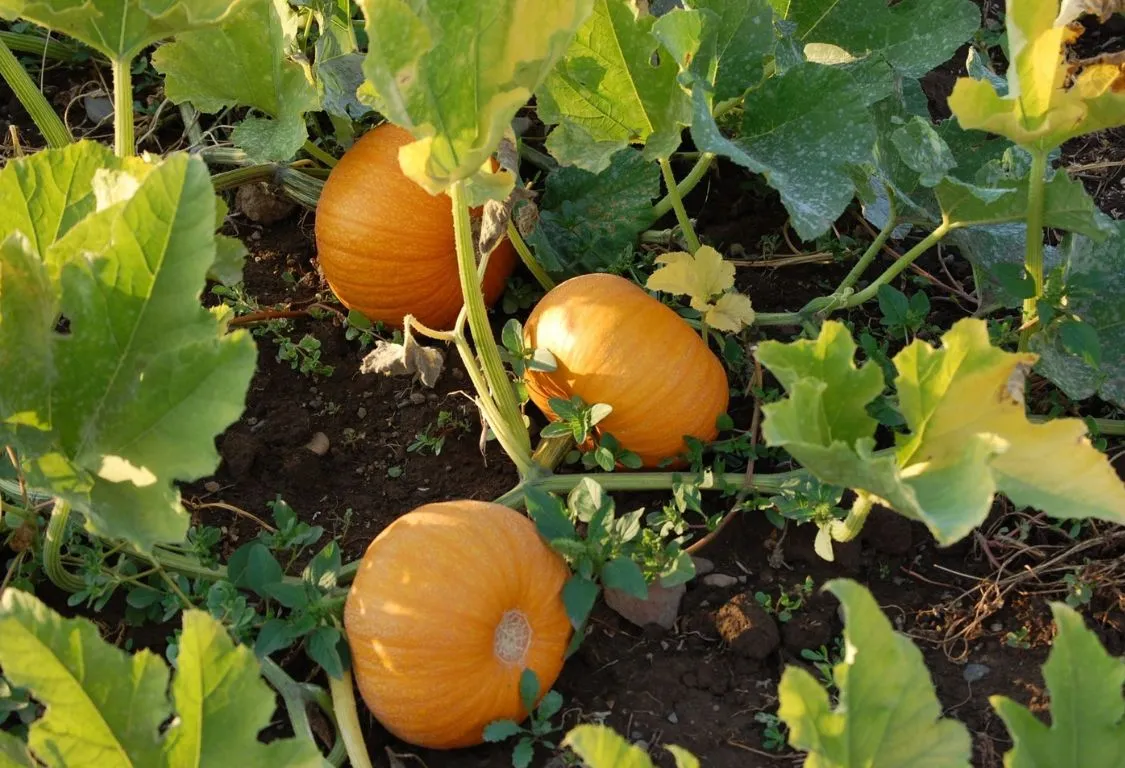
203 481 221 494
691 556 715 577
409 392 426 405
703 573 739 588
990 622 1003 632
357 407 367 419
963 663 990 684
667 712 679 724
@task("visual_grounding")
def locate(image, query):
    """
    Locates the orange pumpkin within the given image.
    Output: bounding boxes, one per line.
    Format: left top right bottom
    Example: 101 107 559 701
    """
522 273 729 467
343 500 572 749
314 123 516 329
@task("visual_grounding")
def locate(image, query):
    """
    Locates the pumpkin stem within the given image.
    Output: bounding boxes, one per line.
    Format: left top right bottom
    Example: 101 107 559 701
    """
449 180 536 474
328 667 375 768
507 220 556 291
658 157 702 254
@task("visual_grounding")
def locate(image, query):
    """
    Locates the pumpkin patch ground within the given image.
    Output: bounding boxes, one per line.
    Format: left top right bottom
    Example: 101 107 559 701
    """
3 1 1125 767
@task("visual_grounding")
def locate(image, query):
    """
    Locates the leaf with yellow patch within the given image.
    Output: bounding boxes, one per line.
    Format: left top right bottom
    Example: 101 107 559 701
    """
356 0 593 202
894 319 1125 528
756 318 1125 545
948 0 1125 151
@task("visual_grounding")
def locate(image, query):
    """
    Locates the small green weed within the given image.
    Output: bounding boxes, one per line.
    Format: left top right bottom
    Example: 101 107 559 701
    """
484 670 564 768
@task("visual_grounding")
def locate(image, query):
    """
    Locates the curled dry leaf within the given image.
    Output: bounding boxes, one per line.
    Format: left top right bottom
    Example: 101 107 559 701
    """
479 186 537 257
360 330 445 387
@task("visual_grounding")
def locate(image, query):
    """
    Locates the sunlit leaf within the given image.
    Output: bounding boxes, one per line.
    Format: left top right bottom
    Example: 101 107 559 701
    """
756 319 1125 544
537 0 690 172
564 723 696 767
992 601 1125 768
0 0 242 61
779 579 973 767
0 590 324 767
647 246 734 307
0 144 257 550
357 0 593 199
705 291 755 332
948 0 1125 151
152 0 319 162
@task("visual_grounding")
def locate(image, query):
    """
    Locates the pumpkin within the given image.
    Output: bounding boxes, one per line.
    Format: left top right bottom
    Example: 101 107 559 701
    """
343 500 572 749
522 273 729 467
314 123 517 330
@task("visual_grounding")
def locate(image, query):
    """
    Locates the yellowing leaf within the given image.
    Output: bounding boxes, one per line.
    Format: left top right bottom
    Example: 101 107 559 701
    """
357 0 593 200
647 246 734 306
894 319 1125 527
756 318 1125 545
705 291 755 332
948 0 1125 151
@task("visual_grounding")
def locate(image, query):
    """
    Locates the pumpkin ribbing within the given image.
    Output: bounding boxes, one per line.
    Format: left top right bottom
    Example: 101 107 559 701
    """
314 122 516 330
523 273 729 467
343 500 571 749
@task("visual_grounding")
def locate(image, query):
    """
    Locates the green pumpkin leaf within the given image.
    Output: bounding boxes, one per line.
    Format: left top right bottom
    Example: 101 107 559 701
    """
992 602 1125 768
528 148 660 277
769 0 979 79
601 556 648 599
152 0 319 163
537 0 691 172
0 590 323 768
0 0 242 61
948 1 1125 152
1033 221 1125 408
691 62 876 240
756 319 1125 544
890 117 957 187
562 575 600 629
681 0 774 101
356 0 593 200
778 579 973 767
0 144 257 551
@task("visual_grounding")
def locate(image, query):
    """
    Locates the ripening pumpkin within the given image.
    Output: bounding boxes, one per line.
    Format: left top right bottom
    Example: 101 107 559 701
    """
343 500 572 749
522 273 729 467
314 123 517 329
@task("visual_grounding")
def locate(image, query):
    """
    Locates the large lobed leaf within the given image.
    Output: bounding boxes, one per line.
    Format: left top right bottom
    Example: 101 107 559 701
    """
0 0 243 61
948 0 1125 152
756 318 1125 544
779 580 972 767
527 148 660 276
1033 221 1125 409
0 142 257 551
770 0 980 79
537 0 691 172
992 602 1125 768
152 0 320 162
0 589 324 767
357 0 593 200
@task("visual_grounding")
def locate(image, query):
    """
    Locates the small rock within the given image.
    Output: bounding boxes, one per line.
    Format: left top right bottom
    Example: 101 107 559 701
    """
203 480 221 494
963 663 990 684
703 573 739 588
235 181 296 224
357 407 367 419
667 712 679 724
604 582 686 630
409 392 426 405
83 93 114 123
990 622 1003 633
305 431 331 455
691 556 715 577
714 592 780 659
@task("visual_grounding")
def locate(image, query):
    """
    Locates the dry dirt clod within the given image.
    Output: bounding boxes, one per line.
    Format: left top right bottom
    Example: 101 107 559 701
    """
714 592 780 659
235 181 296 224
